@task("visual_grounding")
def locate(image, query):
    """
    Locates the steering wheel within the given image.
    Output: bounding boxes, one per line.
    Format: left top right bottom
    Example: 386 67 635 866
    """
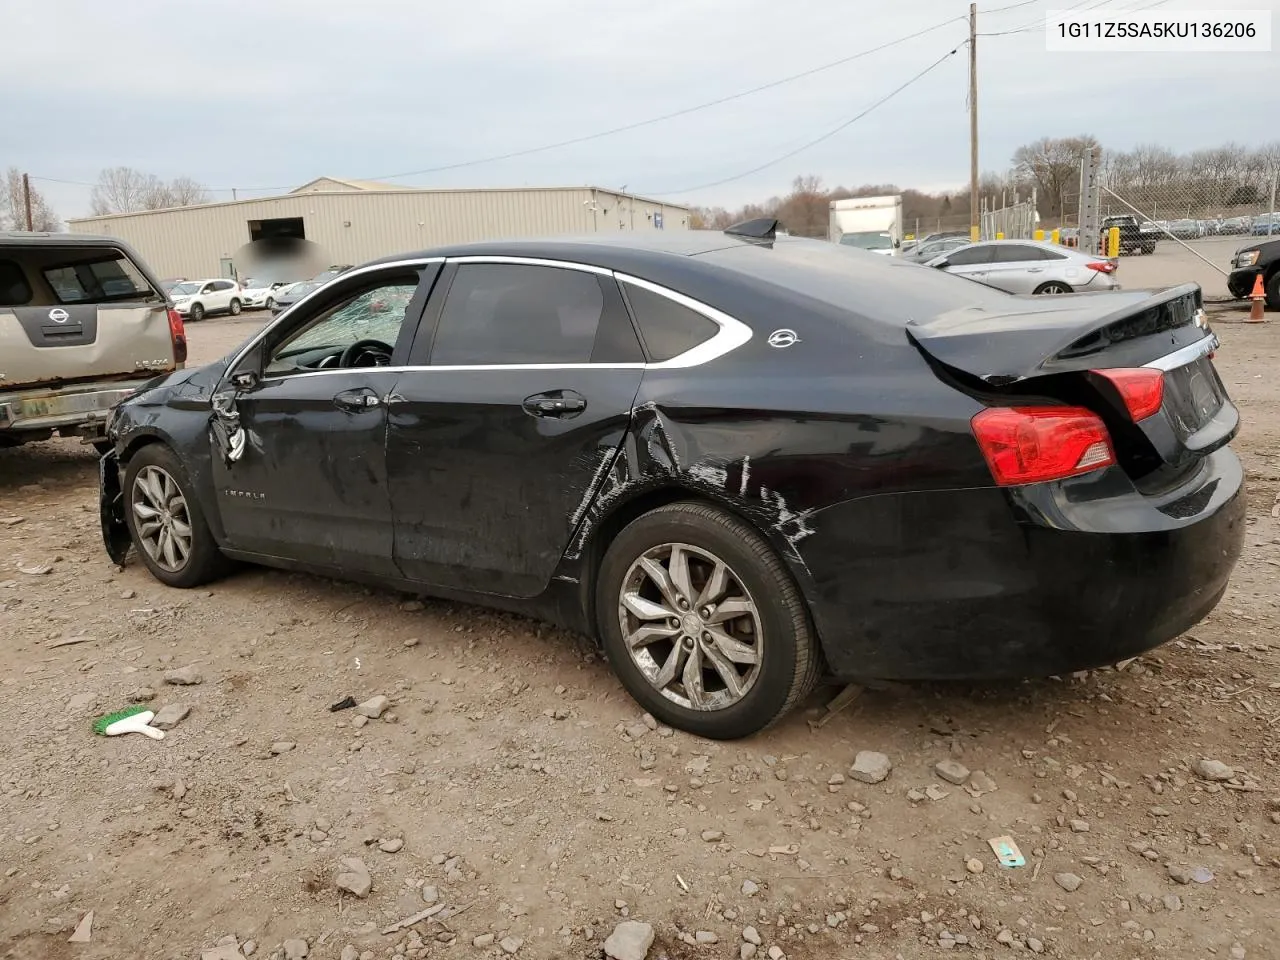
339 338 394 368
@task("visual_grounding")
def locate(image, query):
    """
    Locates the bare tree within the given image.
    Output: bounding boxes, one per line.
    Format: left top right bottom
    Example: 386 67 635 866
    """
1 167 59 231
90 166 211 214
1012 135 1099 219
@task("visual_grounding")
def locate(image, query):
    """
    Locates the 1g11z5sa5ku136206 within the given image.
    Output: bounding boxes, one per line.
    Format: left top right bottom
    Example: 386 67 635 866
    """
97 222 1245 739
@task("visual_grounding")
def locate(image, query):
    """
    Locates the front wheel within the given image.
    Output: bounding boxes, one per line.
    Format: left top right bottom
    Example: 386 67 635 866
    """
595 501 820 740
1034 281 1073 295
123 444 232 588
189 303 205 322
265 297 275 310
228 298 242 316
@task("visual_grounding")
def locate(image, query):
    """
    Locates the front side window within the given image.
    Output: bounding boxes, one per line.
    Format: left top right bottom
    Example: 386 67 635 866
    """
265 280 418 375
430 263 618 366
945 245 995 266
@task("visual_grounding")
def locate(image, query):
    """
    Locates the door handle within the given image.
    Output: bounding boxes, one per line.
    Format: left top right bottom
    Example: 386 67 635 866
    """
522 390 587 419
333 388 381 413
1027 267 1044 273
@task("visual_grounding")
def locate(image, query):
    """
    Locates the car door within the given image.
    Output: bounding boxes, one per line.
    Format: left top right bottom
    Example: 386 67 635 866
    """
934 243 995 284
209 262 438 575
980 244 1047 294
385 257 645 598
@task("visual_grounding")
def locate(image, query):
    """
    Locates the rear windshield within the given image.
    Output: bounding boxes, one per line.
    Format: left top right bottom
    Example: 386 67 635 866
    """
703 237 1011 324
42 252 156 304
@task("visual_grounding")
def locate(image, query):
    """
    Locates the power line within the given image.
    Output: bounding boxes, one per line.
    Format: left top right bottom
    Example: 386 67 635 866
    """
32 15 968 195
646 44 964 196
977 0 1111 35
365 15 969 182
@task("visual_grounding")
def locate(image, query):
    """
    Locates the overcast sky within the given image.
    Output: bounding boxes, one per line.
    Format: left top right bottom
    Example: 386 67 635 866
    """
4 0 1278 220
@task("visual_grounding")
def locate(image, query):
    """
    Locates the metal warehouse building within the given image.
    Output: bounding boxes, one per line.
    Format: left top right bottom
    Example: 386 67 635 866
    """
66 177 692 281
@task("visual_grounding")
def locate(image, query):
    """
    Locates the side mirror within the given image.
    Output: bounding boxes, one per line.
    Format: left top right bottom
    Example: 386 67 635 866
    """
231 370 259 391
894 239 901 248
932 259 950 269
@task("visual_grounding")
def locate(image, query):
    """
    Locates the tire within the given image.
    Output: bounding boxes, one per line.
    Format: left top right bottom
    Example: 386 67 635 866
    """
123 443 231 588
229 298 242 316
1033 281 1073 295
1266 271 1280 311
265 297 275 310
595 501 820 740
189 303 205 322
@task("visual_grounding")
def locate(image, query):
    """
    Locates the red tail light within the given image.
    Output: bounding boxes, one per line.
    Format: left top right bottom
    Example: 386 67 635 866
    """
167 308 188 364
1092 367 1164 421
1086 260 1116 274
971 406 1115 486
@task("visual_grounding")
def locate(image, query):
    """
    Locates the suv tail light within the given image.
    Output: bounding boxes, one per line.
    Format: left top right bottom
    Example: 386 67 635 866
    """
167 308 188 364
1086 260 1117 274
971 406 1115 486
1092 367 1164 421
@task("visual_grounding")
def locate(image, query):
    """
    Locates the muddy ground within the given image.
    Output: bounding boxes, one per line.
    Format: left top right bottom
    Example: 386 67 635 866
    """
1 308 1278 960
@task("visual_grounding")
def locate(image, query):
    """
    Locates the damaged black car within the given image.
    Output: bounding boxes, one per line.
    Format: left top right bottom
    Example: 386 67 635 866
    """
99 223 1245 739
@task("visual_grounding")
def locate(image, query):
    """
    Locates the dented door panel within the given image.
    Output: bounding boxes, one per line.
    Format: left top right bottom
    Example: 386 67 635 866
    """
210 371 401 575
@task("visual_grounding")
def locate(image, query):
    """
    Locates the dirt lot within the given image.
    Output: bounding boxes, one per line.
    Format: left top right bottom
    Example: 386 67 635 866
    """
1116 237 1249 300
2 309 1279 960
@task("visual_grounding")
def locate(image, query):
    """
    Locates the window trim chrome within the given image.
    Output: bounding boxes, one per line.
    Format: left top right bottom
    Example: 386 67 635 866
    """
219 255 754 383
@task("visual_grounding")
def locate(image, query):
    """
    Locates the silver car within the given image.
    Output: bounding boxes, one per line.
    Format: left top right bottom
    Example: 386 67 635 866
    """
903 235 971 263
925 240 1119 295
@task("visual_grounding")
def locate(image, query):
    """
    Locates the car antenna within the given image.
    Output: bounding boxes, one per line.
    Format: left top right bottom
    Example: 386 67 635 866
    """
724 217 778 240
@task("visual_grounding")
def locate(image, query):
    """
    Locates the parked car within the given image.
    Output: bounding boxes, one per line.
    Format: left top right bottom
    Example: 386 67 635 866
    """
1100 215 1159 255
96 223 1242 738
169 278 243 321
1167 219 1205 240
903 235 970 263
1252 213 1280 236
309 264 355 285
925 240 1119 295
239 279 291 311
159 278 186 295
270 279 322 315
0 232 185 453
1227 237 1280 308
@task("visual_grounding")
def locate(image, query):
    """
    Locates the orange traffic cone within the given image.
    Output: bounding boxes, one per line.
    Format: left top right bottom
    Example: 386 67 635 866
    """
1246 273 1267 323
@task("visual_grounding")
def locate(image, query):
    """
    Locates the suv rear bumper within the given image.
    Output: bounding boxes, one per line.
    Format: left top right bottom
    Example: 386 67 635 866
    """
0 380 153 437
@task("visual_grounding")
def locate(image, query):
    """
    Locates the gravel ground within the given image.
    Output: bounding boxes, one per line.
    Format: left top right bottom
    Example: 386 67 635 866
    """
1 310 1278 960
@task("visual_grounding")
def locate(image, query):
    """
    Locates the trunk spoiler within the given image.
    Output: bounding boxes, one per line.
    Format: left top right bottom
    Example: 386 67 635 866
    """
906 283 1209 386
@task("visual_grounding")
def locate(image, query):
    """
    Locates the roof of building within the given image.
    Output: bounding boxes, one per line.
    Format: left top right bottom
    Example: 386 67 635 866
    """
290 177 410 193
66 184 689 224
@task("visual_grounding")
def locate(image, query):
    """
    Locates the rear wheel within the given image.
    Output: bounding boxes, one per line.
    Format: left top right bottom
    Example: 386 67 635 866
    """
1034 281 1073 295
189 303 205 322
123 444 231 588
228 298 241 316
595 502 820 740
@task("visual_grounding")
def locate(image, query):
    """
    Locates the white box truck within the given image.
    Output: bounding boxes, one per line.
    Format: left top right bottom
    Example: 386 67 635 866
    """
828 195 903 255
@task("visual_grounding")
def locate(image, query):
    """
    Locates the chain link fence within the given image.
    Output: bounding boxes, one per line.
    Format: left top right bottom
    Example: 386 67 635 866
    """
981 191 1038 241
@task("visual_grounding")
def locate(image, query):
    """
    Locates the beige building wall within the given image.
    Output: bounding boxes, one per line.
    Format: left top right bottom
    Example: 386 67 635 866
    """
67 187 692 280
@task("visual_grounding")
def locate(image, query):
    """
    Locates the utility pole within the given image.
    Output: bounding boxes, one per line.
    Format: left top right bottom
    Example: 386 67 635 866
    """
968 2 979 242
21 172 34 231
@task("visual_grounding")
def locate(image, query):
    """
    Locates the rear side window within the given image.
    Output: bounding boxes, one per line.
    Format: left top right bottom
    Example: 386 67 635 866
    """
42 253 153 303
991 245 1045 263
429 263 640 366
0 259 32 306
621 282 718 362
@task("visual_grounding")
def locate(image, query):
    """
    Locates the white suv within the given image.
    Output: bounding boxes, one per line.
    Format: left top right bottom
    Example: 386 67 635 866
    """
169 278 242 321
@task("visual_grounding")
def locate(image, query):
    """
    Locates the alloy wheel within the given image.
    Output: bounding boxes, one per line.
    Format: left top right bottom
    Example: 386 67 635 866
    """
131 465 193 573
617 542 763 711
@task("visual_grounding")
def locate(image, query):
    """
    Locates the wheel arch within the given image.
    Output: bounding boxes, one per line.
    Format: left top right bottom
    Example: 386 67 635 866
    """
569 480 822 660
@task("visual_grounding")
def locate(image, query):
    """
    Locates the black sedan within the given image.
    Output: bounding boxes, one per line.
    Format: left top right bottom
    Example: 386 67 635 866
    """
269 280 323 315
98 222 1245 739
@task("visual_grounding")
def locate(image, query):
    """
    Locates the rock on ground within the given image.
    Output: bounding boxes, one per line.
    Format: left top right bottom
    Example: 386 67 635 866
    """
282 939 308 960
335 857 372 898
604 920 655 960
355 695 390 719
850 751 892 784
151 703 191 730
1194 758 1234 781
1055 872 1083 892
164 665 203 685
934 759 970 785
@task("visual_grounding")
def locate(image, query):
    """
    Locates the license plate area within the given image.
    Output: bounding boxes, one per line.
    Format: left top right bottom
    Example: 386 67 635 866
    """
1162 355 1226 442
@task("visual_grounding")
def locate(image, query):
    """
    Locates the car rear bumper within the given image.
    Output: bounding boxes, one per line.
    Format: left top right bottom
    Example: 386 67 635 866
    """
1227 266 1263 299
0 380 154 436
800 447 1245 680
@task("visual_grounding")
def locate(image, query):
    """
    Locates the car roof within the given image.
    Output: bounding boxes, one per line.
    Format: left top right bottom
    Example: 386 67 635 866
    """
0 231 132 248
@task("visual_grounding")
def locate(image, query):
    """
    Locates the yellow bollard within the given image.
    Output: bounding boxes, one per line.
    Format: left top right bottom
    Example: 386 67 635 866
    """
1034 229 1045 242
996 231 1005 241
970 225 980 243
1051 228 1060 245
1107 226 1121 258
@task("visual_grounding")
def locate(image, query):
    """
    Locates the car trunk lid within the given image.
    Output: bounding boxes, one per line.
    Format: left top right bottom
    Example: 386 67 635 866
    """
907 283 1234 484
